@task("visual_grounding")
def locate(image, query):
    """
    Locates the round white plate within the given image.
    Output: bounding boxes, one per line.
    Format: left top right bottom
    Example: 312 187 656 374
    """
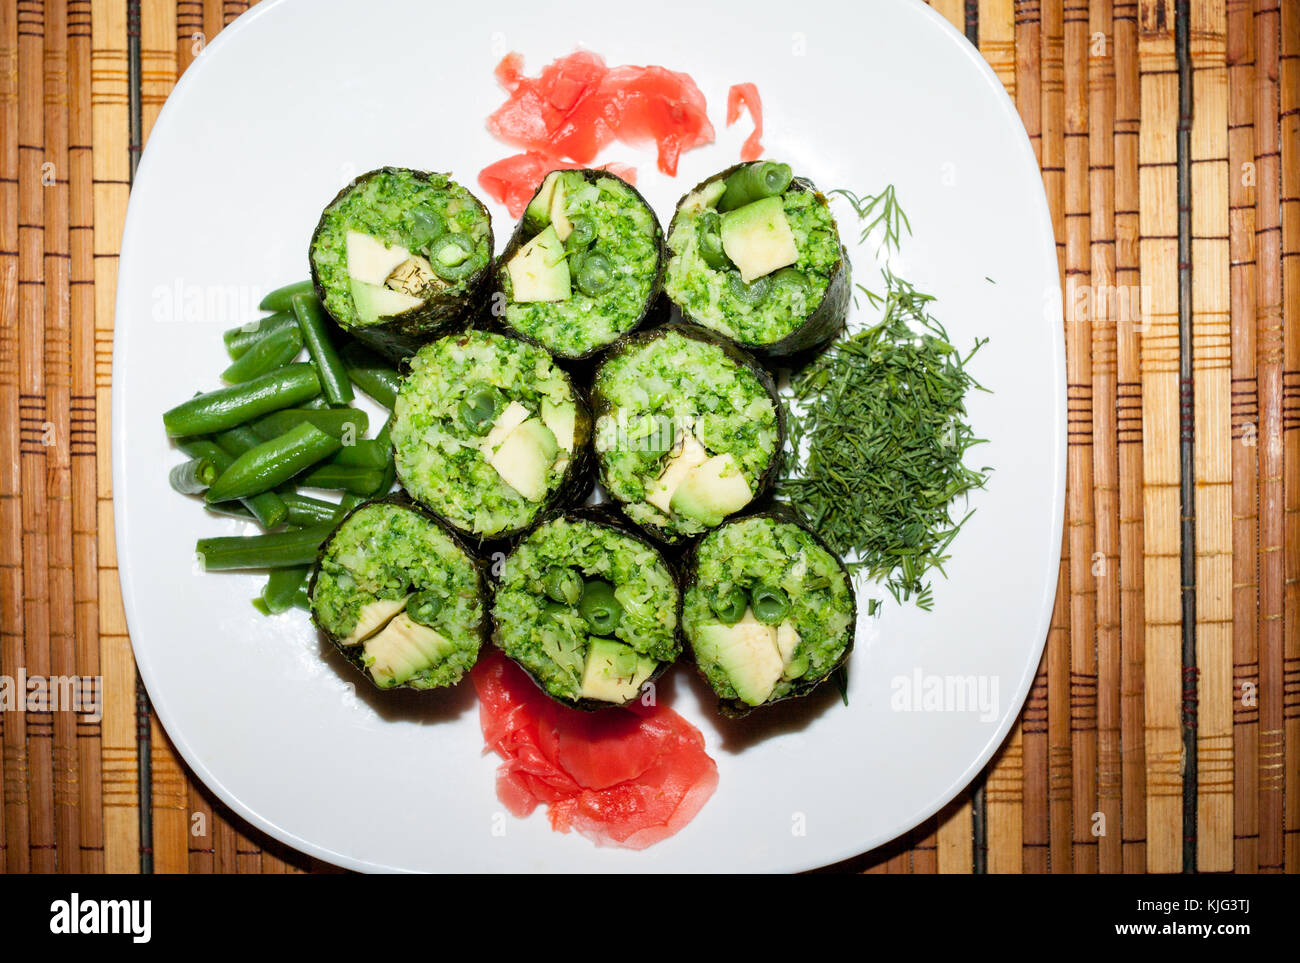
114 0 1064 872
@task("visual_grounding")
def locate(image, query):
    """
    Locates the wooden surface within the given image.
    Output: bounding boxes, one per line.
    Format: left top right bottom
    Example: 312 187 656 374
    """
0 0 1296 874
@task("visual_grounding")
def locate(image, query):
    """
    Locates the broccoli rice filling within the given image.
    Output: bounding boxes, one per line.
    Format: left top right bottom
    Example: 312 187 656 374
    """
664 179 841 346
499 173 661 357
593 331 779 538
391 331 580 537
311 502 484 689
492 517 679 703
311 168 491 330
684 517 854 704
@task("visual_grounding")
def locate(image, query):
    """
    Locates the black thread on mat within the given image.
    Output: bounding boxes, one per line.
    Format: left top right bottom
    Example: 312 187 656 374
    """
126 0 154 877
1174 0 1197 875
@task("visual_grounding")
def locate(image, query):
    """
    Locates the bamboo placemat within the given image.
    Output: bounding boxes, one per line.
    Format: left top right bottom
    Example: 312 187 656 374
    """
0 0 1295 874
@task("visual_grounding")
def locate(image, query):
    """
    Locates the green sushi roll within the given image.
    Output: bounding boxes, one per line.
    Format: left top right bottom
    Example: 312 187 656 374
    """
664 161 850 357
682 507 856 716
390 329 592 540
590 324 783 543
309 167 494 360
493 169 665 360
492 510 681 710
308 496 487 691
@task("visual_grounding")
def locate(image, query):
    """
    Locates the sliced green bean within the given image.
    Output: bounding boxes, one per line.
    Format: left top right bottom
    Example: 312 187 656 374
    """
575 253 615 297
543 568 583 606
206 422 342 503
727 272 772 305
429 233 478 281
222 311 297 360
458 384 503 434
293 583 312 610
204 502 255 522
750 584 790 625
279 491 348 527
696 210 732 270
196 524 334 570
220 326 303 384
250 406 368 442
717 161 793 212
332 438 390 470
291 294 353 406
709 586 748 624
168 456 219 495
297 463 386 495
179 436 287 529
407 591 443 626
259 279 315 312
579 580 623 634
162 363 320 437
339 342 402 410
261 565 311 615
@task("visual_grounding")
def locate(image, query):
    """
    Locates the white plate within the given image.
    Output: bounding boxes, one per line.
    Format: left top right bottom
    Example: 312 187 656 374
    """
114 0 1064 872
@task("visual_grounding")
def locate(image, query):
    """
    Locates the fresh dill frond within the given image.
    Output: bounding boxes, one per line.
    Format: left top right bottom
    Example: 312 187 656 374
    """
830 184 912 255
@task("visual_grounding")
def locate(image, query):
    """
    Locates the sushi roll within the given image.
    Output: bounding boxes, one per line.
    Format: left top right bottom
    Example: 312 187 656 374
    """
309 167 494 360
492 510 681 710
682 507 856 715
493 169 665 360
663 160 850 357
590 324 783 543
308 496 487 691
390 329 592 540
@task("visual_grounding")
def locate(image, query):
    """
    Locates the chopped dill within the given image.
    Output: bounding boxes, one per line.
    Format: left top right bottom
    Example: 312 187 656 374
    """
830 184 912 254
782 268 991 610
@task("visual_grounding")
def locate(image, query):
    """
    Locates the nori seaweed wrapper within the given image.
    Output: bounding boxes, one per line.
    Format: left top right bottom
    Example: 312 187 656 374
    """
309 167 495 361
666 162 851 358
490 169 667 362
588 322 786 546
680 501 857 718
490 504 682 712
307 492 491 689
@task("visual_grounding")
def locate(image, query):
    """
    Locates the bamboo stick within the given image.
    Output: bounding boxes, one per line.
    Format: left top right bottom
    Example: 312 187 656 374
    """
1277 0 1299 876
91 0 139 873
0 0 28 877
1113 0 1149 873
930 0 966 32
68 0 104 875
176 0 202 76
1015 0 1049 874
1089 0 1124 874
44 0 82 873
1253 0 1283 874
18 0 57 875
1137 0 1182 873
1064 0 1100 874
986 722 1025 871
981 0 1028 875
936 797 974 873
1226 0 1259 874
981 0 1018 95
1189 0 1234 873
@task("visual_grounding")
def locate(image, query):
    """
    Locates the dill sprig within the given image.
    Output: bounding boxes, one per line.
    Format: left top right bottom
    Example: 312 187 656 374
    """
782 269 991 610
830 184 912 254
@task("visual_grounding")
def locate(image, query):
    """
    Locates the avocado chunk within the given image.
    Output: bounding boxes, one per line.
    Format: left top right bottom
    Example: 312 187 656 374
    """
548 178 573 241
479 400 531 459
349 277 424 324
523 171 561 233
693 609 783 706
669 453 753 526
645 431 709 514
488 418 558 501
386 255 438 297
363 612 454 688
720 196 799 283
775 620 808 680
541 398 578 452
346 231 412 285
340 594 411 647
507 225 571 303
579 637 657 703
